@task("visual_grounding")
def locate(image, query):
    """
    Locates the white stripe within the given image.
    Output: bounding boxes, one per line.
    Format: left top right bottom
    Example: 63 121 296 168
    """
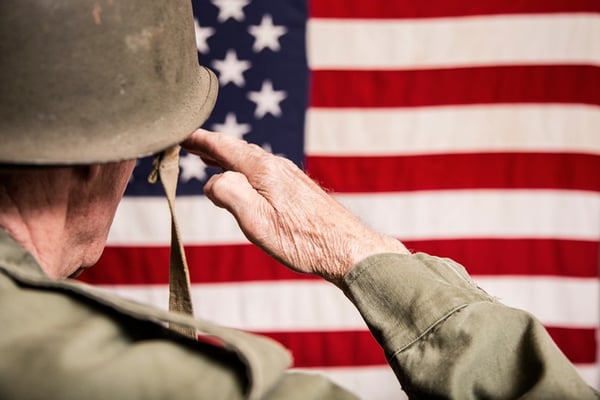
337 191 600 241
99 281 365 331
108 196 248 245
337 190 600 241
576 364 600 389
108 190 600 244
474 277 600 328
97 277 599 330
296 364 600 397
306 105 600 156
308 14 600 69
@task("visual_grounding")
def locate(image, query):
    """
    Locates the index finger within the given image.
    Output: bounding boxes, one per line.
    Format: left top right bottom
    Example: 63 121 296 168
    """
181 128 267 175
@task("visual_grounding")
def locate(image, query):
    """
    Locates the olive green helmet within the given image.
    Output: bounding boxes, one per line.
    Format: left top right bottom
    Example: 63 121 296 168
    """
0 0 218 164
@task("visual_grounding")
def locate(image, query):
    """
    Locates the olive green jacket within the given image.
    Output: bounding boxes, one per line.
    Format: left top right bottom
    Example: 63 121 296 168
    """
0 230 597 399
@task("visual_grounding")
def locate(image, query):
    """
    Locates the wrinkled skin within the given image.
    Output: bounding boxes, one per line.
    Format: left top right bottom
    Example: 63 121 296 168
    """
182 129 409 286
0 160 136 278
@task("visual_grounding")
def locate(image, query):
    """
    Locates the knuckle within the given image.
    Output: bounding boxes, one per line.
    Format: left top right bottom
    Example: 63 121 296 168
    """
261 157 280 173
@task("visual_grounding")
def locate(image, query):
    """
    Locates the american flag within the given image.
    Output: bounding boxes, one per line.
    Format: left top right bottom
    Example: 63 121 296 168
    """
80 0 600 398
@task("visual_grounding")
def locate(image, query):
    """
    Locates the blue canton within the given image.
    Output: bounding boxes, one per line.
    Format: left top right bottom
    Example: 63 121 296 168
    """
126 0 308 196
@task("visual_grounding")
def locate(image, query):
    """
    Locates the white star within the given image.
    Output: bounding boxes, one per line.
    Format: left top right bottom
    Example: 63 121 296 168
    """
212 113 251 139
179 153 208 182
247 80 287 118
211 49 251 87
262 143 273 153
261 142 285 158
129 159 141 183
211 0 250 23
248 14 287 52
194 19 215 54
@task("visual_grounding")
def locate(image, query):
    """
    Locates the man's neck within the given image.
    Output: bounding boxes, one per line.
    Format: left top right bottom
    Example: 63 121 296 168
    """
0 168 81 278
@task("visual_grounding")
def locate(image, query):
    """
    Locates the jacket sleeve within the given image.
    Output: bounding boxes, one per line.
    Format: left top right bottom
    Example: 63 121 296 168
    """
0 271 357 400
342 252 599 399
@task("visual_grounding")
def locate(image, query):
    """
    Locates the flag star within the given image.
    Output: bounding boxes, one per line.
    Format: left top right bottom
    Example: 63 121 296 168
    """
211 49 251 87
247 80 287 118
194 19 215 54
261 142 273 153
179 152 208 182
211 0 250 23
212 113 251 139
248 14 287 52
261 142 285 158
128 160 141 183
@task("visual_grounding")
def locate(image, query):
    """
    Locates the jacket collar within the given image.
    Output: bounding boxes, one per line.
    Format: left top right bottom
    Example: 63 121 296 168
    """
0 228 45 278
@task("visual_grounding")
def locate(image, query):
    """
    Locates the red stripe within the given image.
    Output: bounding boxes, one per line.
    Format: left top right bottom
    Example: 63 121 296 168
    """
259 330 386 367
404 239 599 277
82 244 314 285
80 239 598 285
545 327 598 365
257 327 596 367
306 153 600 193
310 66 600 108
310 0 600 19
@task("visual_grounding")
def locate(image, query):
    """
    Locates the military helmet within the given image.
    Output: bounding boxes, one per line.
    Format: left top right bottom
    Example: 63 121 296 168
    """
0 0 217 164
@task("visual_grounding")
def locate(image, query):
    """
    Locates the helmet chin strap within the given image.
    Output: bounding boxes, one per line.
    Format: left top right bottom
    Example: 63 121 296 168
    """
148 145 196 339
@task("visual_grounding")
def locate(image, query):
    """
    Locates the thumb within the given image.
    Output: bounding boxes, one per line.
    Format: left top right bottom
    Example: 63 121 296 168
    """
204 171 273 247
203 170 264 218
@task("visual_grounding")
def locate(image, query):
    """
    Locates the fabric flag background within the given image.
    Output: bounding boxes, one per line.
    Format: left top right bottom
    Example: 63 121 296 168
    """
80 1 600 398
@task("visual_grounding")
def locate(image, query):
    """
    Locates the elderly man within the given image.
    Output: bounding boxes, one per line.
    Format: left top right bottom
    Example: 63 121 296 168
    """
0 1 597 399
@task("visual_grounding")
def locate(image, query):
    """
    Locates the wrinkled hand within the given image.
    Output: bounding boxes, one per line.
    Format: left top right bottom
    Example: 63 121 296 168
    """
182 129 409 286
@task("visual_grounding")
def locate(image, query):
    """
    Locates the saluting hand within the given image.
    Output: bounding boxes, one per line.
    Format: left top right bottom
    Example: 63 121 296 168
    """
182 129 408 286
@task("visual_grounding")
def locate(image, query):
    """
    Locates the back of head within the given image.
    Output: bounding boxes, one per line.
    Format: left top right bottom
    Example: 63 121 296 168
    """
0 0 217 165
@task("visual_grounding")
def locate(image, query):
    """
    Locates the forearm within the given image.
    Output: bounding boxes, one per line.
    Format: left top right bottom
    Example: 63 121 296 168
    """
342 253 598 399
181 130 598 398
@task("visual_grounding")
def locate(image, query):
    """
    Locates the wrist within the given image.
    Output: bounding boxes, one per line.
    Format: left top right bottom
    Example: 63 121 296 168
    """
327 235 410 287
